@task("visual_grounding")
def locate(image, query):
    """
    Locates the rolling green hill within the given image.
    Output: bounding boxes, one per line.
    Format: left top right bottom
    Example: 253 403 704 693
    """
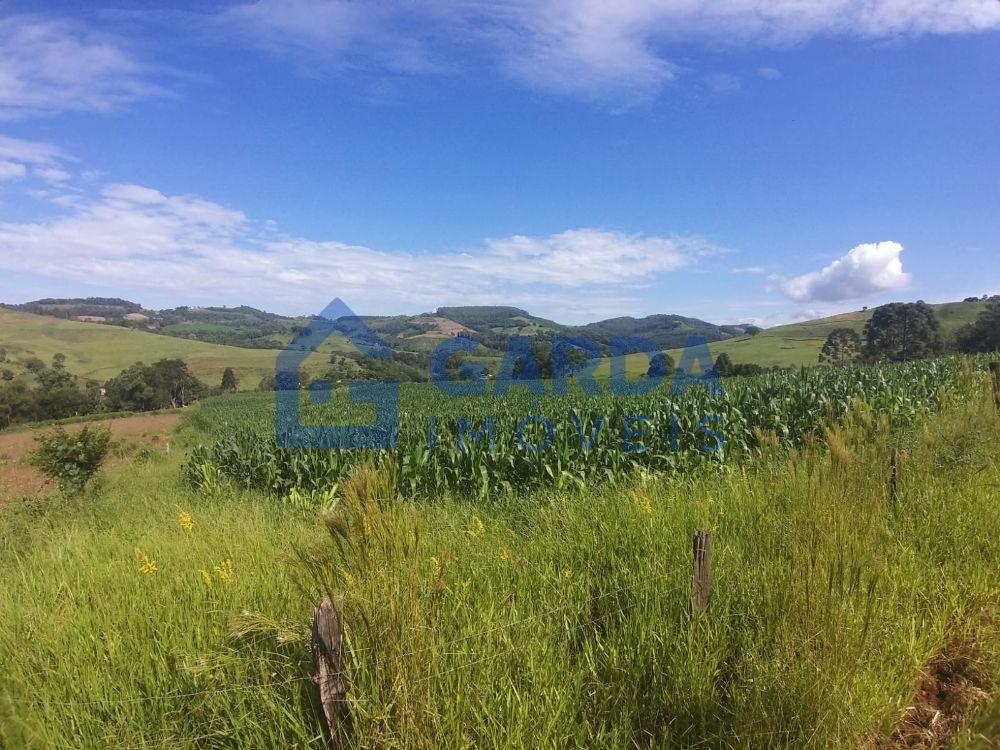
5 299 753 357
667 300 988 369
4 299 307 349
2 299 989 388
0 309 316 387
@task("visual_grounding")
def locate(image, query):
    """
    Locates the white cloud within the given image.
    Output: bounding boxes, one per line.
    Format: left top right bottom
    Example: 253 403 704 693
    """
0 133 72 183
478 229 710 285
0 133 64 164
0 15 165 119
220 0 1000 100
781 241 912 302
0 180 720 317
222 0 455 77
0 160 26 180
34 166 71 183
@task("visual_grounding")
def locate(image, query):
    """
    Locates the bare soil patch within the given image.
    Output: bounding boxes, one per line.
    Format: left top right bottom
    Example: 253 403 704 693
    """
414 316 474 336
0 413 181 502
876 638 991 748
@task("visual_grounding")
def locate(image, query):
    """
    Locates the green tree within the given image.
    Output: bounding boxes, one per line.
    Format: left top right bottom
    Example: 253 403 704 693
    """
955 300 1000 353
730 362 765 377
259 371 309 391
30 425 112 492
105 363 156 411
444 351 471 381
146 359 206 408
646 352 674 378
819 328 861 367
33 386 97 421
52 352 67 370
220 367 239 393
714 353 734 377
37 365 76 390
107 359 207 409
0 381 35 429
862 302 943 363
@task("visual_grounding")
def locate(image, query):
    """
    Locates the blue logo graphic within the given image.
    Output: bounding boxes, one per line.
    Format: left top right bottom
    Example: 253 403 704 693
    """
275 298 399 449
276 298 725 452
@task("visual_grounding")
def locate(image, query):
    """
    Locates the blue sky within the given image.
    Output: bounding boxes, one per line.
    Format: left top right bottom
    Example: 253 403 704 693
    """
0 2 998 325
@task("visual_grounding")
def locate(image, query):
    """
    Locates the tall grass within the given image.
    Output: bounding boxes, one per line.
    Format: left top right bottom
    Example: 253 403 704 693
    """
0 372 997 748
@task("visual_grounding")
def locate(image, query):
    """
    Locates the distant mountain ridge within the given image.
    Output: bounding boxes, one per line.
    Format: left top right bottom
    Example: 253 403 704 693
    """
2 298 753 353
0 297 989 389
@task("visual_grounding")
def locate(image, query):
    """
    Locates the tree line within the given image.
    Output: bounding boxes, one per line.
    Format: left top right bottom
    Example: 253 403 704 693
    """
817 299 1000 368
0 354 240 430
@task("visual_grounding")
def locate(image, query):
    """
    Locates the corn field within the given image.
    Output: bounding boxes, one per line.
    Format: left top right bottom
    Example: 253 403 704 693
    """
184 356 985 501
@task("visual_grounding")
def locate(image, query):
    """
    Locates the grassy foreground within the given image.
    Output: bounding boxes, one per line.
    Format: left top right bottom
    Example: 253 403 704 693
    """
1 380 998 747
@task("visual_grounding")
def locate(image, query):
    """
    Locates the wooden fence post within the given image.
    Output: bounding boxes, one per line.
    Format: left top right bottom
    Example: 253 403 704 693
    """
990 362 1000 410
312 595 349 749
889 448 899 505
691 529 713 616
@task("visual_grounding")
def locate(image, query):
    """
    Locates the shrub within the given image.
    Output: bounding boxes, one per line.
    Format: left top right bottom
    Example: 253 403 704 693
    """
30 426 112 492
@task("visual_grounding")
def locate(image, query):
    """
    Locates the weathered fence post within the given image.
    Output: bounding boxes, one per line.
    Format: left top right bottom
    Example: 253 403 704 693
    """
312 595 349 749
889 448 899 505
990 362 1000 410
691 529 713 616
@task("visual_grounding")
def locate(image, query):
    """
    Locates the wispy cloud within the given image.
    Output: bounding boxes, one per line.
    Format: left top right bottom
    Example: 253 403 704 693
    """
0 178 723 318
0 15 167 119
33 166 71 184
221 0 458 77
0 133 73 183
218 0 1000 101
0 160 27 181
780 241 912 302
0 133 65 164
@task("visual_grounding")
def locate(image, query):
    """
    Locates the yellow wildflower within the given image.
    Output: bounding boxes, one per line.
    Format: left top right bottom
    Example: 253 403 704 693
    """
135 548 158 576
562 567 573 582
466 515 485 538
631 489 653 516
213 559 234 584
177 508 194 533
499 547 509 562
430 555 442 579
199 569 213 587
